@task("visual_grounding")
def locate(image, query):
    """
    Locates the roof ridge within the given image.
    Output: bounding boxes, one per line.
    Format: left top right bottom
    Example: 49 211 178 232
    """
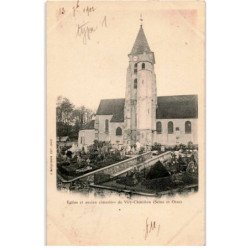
157 94 198 98
100 98 125 101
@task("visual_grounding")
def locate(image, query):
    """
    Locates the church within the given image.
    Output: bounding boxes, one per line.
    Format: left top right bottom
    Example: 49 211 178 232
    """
78 24 198 148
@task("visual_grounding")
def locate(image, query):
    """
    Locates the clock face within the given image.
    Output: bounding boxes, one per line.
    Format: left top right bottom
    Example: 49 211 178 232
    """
133 56 138 62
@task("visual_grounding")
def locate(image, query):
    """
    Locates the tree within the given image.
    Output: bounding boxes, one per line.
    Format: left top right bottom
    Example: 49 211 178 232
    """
72 106 94 126
56 96 94 140
56 96 75 124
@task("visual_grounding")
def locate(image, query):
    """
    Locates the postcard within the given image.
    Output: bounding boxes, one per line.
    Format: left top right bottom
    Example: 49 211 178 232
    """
46 0 205 245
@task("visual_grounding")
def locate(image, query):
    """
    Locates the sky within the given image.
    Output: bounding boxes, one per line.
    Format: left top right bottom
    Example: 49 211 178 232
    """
47 1 204 111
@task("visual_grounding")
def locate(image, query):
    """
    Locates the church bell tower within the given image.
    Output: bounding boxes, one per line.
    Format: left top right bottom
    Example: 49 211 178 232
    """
124 21 157 147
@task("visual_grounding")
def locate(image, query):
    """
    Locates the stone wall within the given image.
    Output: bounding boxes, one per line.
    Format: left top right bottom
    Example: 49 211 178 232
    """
109 122 125 145
60 151 152 183
113 151 172 177
95 114 113 142
154 118 198 145
78 129 95 147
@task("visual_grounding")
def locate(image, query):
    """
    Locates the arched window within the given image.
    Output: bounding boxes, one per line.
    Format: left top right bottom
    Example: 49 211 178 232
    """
156 121 162 134
105 119 109 133
134 78 137 89
168 121 173 134
116 127 122 136
134 63 137 73
185 121 192 134
142 63 145 70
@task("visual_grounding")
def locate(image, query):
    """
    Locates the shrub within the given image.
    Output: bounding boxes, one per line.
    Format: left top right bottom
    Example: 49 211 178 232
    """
187 141 194 150
143 176 175 191
165 145 175 151
151 143 162 152
139 147 145 154
59 145 71 154
57 161 70 168
179 143 186 150
181 172 198 185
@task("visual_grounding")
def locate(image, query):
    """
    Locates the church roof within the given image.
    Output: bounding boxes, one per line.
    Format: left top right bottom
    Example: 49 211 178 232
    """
82 120 95 130
130 25 151 55
156 95 198 119
95 95 198 122
96 98 125 123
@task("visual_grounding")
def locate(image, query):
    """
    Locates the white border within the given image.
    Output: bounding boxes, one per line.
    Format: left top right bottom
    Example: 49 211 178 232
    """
1 0 250 248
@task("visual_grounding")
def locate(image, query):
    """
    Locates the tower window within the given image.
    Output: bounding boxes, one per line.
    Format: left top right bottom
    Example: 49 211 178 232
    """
116 127 122 136
142 63 145 70
156 121 162 134
168 121 173 134
134 63 137 73
105 119 109 133
185 121 192 134
134 78 137 89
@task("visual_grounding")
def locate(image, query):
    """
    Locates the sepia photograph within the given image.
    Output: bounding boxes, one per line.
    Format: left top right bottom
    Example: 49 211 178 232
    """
56 18 199 197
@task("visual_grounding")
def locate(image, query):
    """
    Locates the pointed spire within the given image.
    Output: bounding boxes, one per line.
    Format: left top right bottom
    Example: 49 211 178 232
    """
130 24 151 55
